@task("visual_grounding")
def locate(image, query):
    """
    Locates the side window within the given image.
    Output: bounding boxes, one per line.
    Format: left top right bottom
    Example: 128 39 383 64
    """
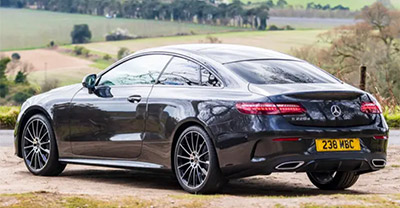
201 68 221 87
99 55 171 86
158 57 200 86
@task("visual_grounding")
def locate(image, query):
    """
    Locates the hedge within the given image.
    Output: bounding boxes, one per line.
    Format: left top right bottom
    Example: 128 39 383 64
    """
0 106 399 130
0 106 20 129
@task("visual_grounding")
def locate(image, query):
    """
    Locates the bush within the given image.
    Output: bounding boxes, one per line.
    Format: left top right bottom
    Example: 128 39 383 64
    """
73 46 89 57
12 86 36 104
11 53 21 60
285 25 295 30
14 71 28 84
268 25 282 31
71 24 92 44
117 47 130 59
0 106 20 129
105 28 136 41
103 54 112 60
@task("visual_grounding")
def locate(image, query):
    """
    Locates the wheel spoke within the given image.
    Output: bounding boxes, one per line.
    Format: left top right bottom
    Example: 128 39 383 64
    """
24 145 34 149
24 136 34 144
198 160 209 165
39 151 47 163
185 137 193 152
199 166 207 175
40 141 50 145
179 144 191 156
39 131 48 141
198 151 209 158
177 155 191 160
37 153 44 168
35 120 39 139
178 162 190 169
38 124 44 142
196 167 202 184
39 146 50 155
197 141 205 153
195 133 199 153
192 166 196 186
190 133 195 154
25 149 34 159
27 127 35 141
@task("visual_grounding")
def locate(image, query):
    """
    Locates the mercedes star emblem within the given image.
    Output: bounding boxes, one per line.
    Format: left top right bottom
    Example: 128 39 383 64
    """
331 105 342 117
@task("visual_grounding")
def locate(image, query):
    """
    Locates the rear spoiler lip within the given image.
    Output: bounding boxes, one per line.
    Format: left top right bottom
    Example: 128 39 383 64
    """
283 90 364 100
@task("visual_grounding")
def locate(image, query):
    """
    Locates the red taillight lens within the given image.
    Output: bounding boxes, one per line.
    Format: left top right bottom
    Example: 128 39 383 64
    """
373 135 388 140
236 102 305 115
361 102 382 114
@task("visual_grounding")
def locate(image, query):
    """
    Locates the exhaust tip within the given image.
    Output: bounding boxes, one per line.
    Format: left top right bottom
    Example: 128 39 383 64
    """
371 159 386 168
275 161 304 170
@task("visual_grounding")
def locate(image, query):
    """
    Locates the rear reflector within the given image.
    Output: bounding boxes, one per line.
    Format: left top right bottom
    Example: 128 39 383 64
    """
361 102 382 114
236 102 305 115
373 135 388 140
273 138 301 141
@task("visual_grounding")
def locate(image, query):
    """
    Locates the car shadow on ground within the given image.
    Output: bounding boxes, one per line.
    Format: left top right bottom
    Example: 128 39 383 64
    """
58 168 370 197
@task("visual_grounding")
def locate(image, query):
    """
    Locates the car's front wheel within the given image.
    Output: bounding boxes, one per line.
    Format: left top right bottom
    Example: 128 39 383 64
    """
173 126 225 194
21 114 66 176
307 171 359 190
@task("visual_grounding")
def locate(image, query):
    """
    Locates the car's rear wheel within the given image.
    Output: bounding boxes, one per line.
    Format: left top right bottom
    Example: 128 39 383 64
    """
21 114 66 176
307 171 359 190
173 126 225 194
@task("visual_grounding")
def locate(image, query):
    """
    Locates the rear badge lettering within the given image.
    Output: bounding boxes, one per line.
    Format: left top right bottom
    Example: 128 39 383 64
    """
291 117 310 121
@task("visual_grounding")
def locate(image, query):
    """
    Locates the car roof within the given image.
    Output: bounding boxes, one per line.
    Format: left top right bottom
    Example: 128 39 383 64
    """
141 44 300 64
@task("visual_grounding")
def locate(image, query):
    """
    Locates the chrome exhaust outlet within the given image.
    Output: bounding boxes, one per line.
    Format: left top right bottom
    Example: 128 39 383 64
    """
371 159 386 168
275 161 304 170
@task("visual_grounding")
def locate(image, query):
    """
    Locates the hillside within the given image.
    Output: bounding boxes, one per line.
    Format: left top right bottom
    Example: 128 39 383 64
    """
0 8 247 51
235 0 400 11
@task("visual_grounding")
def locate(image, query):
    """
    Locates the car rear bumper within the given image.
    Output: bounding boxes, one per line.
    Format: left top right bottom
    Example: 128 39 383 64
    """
215 131 388 178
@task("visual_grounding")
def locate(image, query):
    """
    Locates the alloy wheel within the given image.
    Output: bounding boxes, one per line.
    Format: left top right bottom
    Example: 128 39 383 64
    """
175 130 210 189
22 118 51 171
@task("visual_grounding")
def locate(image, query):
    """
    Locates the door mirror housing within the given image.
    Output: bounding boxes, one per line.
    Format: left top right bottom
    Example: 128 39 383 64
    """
82 74 97 91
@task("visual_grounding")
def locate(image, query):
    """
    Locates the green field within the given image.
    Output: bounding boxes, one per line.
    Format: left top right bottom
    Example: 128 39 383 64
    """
238 0 400 10
79 30 324 56
0 8 247 51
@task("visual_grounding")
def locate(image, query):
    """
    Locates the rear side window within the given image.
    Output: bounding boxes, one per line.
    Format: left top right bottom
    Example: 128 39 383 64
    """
225 60 339 84
158 57 200 86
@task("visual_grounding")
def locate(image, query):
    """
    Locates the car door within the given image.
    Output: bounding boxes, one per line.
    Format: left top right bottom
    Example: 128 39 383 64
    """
69 54 172 159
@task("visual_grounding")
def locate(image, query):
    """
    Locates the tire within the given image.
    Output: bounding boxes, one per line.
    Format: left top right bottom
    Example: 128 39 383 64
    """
307 171 359 190
21 114 66 176
173 126 226 194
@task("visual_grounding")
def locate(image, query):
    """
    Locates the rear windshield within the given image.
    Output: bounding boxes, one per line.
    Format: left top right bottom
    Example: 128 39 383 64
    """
225 60 339 84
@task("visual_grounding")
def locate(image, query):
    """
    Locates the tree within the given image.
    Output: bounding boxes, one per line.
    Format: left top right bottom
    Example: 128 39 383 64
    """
15 71 27 84
71 24 92 44
292 2 400 105
276 0 287 8
0 57 11 98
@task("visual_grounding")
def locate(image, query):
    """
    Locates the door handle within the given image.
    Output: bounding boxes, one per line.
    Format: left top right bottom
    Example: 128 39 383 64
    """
127 95 141 103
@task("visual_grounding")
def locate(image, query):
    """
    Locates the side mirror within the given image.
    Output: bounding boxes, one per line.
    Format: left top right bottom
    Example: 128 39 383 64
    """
82 74 97 92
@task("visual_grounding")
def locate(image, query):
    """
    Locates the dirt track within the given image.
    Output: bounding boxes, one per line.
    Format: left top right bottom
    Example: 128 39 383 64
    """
1 145 400 207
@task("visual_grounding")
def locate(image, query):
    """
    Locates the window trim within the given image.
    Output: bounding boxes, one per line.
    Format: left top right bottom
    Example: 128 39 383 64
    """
95 51 225 88
155 55 224 89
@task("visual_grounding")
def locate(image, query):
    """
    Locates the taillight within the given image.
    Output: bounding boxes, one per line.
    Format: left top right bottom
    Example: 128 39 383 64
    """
361 102 382 114
373 135 388 140
235 102 305 115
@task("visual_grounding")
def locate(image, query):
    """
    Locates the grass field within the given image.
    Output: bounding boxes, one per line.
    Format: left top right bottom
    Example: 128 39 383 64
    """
237 0 400 10
78 30 324 57
0 8 247 51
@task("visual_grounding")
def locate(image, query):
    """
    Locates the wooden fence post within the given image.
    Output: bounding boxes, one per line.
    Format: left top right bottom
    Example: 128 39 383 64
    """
360 65 367 91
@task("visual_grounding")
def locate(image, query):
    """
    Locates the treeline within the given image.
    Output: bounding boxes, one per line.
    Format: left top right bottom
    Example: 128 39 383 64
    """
1 0 272 30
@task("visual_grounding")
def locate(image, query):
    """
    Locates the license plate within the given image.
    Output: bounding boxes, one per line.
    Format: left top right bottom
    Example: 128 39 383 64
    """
315 138 361 152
